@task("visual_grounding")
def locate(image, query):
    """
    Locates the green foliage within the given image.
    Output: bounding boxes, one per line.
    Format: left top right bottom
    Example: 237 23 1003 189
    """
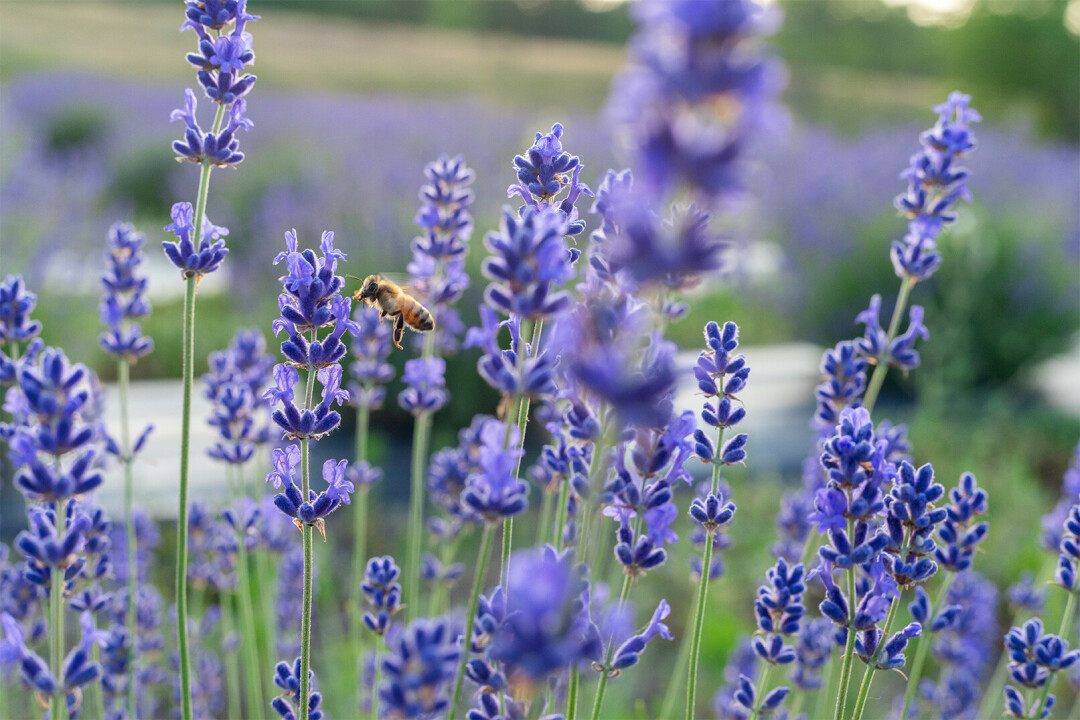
44 105 108 156
107 148 183 219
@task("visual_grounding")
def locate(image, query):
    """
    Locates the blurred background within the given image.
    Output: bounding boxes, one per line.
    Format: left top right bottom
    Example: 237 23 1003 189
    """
1 0 1079 715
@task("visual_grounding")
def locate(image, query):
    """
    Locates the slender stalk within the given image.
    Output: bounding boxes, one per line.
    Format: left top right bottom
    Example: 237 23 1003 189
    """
234 465 265 716
834 520 858 720
900 573 955 720
117 358 138 720
814 646 839 720
851 594 902 720
350 393 372 635
174 102 224 720
567 664 580 720
447 524 496 720
174 274 197 720
862 277 915 414
658 620 692 719
351 478 371 712
255 546 276 667
685 427 725 720
589 573 635 720
536 485 555 547
405 410 432 621
221 594 242 720
553 478 571 552
499 318 541 593
1035 590 1079 718
299 438 314 720
748 665 773 720
50 563 66 720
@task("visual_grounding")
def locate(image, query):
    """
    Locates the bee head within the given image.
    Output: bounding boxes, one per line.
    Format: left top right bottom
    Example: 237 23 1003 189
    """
358 274 380 300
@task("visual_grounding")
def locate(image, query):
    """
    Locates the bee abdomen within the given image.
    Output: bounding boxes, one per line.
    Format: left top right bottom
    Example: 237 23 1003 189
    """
416 306 434 331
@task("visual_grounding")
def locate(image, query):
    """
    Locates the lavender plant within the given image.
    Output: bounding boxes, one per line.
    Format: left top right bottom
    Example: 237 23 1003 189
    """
164 4 258 716
99 221 154 720
6 4 1080 720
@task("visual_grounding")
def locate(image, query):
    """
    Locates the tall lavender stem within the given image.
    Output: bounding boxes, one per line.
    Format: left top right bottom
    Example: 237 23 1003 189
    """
447 523 496 720
174 103 226 720
118 358 139 720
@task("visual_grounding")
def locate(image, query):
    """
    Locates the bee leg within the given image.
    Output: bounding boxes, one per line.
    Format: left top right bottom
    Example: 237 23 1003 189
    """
392 313 406 350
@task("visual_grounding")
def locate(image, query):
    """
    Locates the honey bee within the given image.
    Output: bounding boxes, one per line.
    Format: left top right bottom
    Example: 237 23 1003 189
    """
352 274 434 350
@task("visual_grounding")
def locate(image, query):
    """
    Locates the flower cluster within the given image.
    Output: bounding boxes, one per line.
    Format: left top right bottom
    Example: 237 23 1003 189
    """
271 656 324 720
892 92 981 281
361 556 402 635
752 558 804 669
507 122 593 236
379 618 460 718
1002 618 1078 718
162 201 230 279
266 448 353 538
407 154 475 353
607 0 784 206
99 222 153 362
267 230 358 439
204 328 274 464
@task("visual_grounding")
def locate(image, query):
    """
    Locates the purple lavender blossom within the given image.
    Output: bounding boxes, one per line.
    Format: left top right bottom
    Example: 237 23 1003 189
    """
161 202 230 278
607 0 785 207
397 356 449 416
507 122 593 236
488 546 600 683
892 92 981 282
379 618 459 718
99 222 153 362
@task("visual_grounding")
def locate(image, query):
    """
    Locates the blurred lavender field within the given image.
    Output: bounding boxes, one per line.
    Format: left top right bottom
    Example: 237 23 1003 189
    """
3 70 1076 393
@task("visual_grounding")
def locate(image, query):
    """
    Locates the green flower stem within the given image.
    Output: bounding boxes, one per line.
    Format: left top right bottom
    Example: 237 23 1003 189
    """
174 274 197 720
567 664 580 720
299 437 314 720
429 534 461 617
117 358 138 720
658 620 692 719
351 392 373 713
255 546 277 665
589 572 635 720
49 564 66 720
234 465 265 716
851 593 902 720
834 519 858 720
900 573 955 720
862 276 915 414
90 641 106 719
405 409 433 621
814 645 839 720
174 102 224 720
221 593 243 720
685 427 725 720
1035 590 1079 718
448 523 497 720
536 485 555 547
748 664 773 720
499 319 542 593
553 479 571 552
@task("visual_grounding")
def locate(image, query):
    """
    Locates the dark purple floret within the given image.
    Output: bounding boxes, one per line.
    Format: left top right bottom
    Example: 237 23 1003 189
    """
361 555 402 636
892 92 980 282
271 656 324 720
161 202 229 278
933 472 989 573
488 546 600 682
507 123 593 237
0 274 42 348
397 356 449 415
460 418 528 523
379 618 459 719
607 0 785 207
481 205 575 321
